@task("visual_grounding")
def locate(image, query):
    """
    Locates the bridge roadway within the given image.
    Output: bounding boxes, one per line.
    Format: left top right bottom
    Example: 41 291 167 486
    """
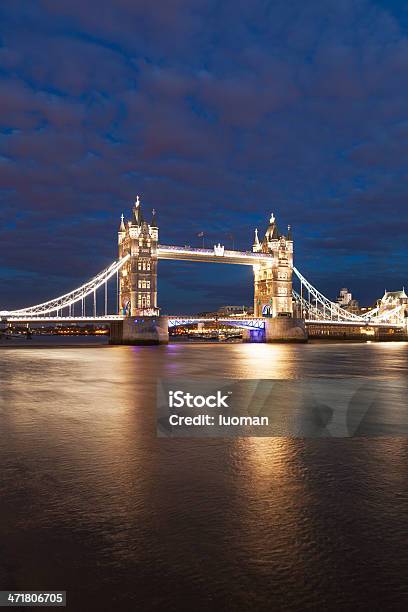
157 245 273 265
1 315 402 329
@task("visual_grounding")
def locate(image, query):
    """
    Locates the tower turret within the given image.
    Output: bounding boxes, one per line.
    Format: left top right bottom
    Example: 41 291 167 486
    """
151 208 158 228
265 213 279 240
253 227 260 251
118 213 126 245
132 195 142 226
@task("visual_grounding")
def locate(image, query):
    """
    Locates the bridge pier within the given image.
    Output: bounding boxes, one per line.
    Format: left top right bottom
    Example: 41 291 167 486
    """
241 328 265 343
264 317 308 342
110 316 169 345
242 317 308 343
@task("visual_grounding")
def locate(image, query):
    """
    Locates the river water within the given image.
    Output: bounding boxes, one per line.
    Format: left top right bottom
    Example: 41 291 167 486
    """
0 340 407 611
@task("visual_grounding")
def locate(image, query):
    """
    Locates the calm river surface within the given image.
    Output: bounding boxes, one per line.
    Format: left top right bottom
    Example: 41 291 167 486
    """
0 340 407 611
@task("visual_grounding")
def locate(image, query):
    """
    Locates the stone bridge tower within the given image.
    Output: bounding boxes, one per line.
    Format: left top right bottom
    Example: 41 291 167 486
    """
117 196 159 316
252 213 293 318
251 214 306 341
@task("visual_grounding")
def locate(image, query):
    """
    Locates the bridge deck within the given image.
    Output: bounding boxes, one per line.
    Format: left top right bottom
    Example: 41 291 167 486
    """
2 315 404 329
157 245 273 265
1 316 124 323
1 314 403 329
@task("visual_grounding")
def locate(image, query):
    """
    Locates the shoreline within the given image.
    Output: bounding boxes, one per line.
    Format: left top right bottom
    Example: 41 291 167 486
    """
1 337 407 348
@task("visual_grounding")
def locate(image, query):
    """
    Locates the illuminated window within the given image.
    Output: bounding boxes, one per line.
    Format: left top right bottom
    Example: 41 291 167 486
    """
140 295 151 308
139 280 151 289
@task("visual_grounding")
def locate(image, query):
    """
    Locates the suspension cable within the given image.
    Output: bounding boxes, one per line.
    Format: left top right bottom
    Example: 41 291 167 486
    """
0 255 129 317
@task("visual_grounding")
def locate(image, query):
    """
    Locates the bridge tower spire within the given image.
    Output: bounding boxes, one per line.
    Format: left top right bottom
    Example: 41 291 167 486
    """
118 213 126 245
253 228 260 249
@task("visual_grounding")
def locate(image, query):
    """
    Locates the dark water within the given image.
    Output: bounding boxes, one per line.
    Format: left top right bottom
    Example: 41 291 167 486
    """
0 341 407 611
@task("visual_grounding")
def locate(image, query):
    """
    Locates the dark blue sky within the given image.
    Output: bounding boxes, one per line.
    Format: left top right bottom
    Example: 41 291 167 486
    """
1 0 408 313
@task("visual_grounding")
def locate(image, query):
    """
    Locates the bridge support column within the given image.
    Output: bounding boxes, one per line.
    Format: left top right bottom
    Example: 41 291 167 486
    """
264 317 307 343
241 328 265 343
110 316 168 345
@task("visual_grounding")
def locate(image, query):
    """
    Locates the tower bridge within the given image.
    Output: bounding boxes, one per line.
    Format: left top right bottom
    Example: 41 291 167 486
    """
1 196 407 344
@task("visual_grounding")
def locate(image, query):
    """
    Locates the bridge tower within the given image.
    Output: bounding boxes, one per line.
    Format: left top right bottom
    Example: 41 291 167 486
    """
118 196 159 316
252 213 293 317
112 197 168 344
250 214 307 342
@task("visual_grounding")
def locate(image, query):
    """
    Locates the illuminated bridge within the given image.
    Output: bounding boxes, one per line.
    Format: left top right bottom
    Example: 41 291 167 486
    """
0 255 405 329
1 198 407 342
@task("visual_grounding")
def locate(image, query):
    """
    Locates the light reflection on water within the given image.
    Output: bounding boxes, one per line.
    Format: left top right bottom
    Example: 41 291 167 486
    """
0 341 407 611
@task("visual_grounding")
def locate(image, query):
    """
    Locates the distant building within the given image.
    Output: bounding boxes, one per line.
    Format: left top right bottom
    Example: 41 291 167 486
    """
217 305 250 315
337 288 352 307
360 306 375 315
345 298 359 315
196 305 252 317
336 287 359 314
378 289 408 314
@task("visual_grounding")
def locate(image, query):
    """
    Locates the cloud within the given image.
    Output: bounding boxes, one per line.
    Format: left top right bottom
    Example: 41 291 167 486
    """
0 0 408 310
